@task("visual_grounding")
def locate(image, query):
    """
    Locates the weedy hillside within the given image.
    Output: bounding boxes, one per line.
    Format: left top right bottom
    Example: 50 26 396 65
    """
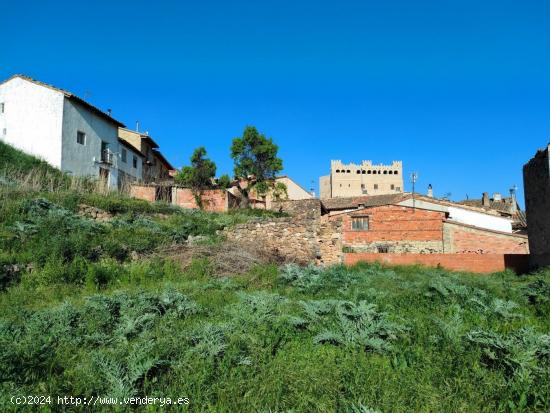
0 141 549 412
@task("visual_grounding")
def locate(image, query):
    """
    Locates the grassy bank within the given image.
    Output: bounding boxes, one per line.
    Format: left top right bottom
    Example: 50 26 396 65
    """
0 141 549 412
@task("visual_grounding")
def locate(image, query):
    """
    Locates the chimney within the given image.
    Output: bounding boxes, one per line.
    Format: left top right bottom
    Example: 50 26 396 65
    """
136 121 140 132
427 184 433 198
493 192 502 202
482 192 490 207
509 186 518 214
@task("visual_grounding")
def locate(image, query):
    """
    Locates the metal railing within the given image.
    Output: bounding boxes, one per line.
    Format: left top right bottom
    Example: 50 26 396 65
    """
101 150 113 164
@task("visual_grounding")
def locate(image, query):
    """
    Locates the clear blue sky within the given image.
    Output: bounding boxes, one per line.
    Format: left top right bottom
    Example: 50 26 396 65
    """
2 0 550 205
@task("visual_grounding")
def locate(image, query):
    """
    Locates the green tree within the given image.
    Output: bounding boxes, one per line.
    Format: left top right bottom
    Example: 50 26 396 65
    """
217 174 232 189
174 147 216 209
230 126 283 207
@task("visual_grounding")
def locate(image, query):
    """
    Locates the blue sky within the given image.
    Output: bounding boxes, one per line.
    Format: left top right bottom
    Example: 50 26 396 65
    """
2 0 550 204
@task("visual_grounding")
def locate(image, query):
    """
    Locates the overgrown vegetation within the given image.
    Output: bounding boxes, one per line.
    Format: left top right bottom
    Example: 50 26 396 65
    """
0 141 549 411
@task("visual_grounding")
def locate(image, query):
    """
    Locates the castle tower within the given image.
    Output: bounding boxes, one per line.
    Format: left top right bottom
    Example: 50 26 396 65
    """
319 159 404 199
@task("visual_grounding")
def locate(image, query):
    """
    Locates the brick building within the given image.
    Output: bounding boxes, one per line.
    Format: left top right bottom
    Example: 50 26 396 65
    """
523 143 550 268
220 197 529 273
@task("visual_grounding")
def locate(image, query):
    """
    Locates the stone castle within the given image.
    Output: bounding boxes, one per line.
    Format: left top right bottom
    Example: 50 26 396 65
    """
319 160 404 199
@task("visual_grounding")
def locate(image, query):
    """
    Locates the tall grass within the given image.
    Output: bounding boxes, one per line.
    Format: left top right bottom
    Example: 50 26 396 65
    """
0 141 549 412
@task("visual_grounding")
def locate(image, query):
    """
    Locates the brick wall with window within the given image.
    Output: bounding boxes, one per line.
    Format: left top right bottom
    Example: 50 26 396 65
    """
333 205 446 253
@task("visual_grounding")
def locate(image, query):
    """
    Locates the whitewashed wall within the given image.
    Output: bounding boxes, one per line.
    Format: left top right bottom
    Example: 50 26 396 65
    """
447 206 512 233
398 199 513 233
61 98 122 188
0 77 64 167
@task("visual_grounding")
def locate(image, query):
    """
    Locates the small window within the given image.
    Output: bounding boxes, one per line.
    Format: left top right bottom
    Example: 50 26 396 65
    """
391 184 395 190
346 170 350 173
388 171 393 174
352 216 369 231
121 148 127 163
367 170 371 174
374 184 378 190
383 170 387 174
377 245 389 253
362 170 366 174
361 184 365 189
335 169 340 173
394 171 399 175
77 131 86 145
2 128 6 136
395 186 401 191
0 103 4 113
133 155 138 169
356 170 361 174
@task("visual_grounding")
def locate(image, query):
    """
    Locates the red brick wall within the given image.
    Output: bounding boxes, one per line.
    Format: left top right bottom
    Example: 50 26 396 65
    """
172 188 228 212
444 222 529 254
130 185 156 202
344 252 529 274
340 205 445 243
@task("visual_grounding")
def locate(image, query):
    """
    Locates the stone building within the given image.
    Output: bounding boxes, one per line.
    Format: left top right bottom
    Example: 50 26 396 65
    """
523 143 550 268
320 160 404 199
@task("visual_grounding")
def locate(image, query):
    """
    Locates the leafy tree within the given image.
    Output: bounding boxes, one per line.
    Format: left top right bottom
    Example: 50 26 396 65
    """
217 174 232 189
230 126 283 207
174 147 216 209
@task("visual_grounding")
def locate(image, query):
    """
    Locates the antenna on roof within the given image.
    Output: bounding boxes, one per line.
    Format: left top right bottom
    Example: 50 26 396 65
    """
136 121 140 132
107 108 112 116
410 172 418 210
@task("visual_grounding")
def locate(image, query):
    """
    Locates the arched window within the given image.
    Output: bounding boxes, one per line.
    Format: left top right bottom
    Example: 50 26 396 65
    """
362 170 366 174
347 170 351 173
367 170 372 174
335 169 340 173
356 170 361 174
388 171 393 174
394 171 399 175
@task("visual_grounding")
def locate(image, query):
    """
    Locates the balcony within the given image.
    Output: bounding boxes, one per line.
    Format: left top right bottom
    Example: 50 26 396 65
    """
100 149 113 165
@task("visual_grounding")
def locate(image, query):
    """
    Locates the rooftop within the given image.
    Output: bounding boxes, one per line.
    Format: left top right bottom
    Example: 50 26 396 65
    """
1 74 125 128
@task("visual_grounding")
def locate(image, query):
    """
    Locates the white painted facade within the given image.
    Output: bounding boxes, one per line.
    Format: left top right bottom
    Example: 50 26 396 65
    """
447 206 512 233
0 75 141 189
0 77 64 167
398 198 513 233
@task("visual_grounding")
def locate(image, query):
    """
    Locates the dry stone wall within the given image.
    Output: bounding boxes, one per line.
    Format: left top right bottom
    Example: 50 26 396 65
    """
223 199 345 265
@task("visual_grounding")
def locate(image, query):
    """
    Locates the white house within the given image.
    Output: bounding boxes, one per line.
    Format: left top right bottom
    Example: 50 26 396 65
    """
0 74 143 189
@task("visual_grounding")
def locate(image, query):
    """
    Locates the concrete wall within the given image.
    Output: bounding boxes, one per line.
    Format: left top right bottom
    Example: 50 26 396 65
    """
523 144 550 268
0 77 64 167
321 160 404 198
344 253 529 274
